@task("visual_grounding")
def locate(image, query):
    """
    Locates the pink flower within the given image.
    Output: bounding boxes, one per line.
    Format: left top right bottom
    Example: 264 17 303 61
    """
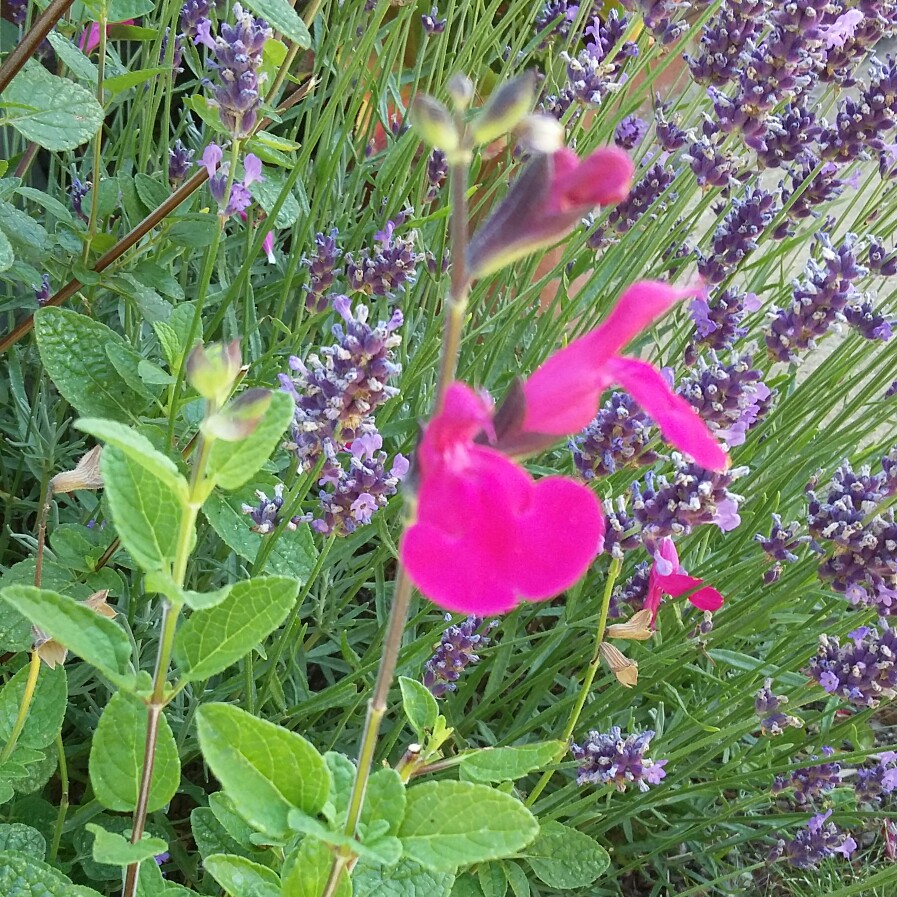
467 147 634 277
497 280 729 471
201 143 223 177
400 383 604 615
262 231 276 264
242 154 264 186
78 19 135 55
643 537 724 625
820 10 864 49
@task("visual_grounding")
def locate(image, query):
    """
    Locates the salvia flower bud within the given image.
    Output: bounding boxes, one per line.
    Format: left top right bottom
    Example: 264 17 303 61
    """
409 94 460 154
186 340 243 406
203 388 273 441
470 71 537 146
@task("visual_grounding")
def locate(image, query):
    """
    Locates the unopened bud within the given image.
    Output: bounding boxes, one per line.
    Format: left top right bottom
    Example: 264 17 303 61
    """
599 642 639 688
409 95 459 152
515 113 565 154
186 340 242 406
605 609 654 642
470 72 537 146
50 445 104 494
446 72 475 109
203 388 272 442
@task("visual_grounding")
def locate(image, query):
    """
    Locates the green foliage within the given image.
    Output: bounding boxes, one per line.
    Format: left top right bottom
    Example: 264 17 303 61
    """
282 838 351 897
85 824 167 866
459 742 564 784
519 822 611 889
242 0 312 47
204 854 280 897
0 851 102 897
0 824 46 859
399 677 438 739
0 665 66 752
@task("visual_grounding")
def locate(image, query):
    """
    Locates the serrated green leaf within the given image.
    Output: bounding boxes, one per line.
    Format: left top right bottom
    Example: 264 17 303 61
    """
250 167 302 229
34 307 146 421
86 824 167 866
207 390 294 490
520 822 611 889
0 229 13 273
205 854 280 897
281 837 351 897
1 61 104 150
0 203 49 263
459 741 564 784
191 807 261 863
89 691 180 813
101 444 185 573
0 664 66 753
353 858 454 897
477 864 507 897
0 824 46 859
398 781 538 872
243 0 311 46
105 341 160 402
399 677 438 739
0 586 133 687
173 576 298 681
361 768 406 839
0 850 100 896
134 173 170 210
196 703 329 839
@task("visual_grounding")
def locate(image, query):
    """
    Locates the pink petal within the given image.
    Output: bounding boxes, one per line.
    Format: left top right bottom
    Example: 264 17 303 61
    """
263 231 276 263
652 537 679 576
420 382 494 467
243 154 264 186
514 476 604 599
688 585 725 612
79 24 102 53
656 572 705 598
549 147 635 211
607 357 729 470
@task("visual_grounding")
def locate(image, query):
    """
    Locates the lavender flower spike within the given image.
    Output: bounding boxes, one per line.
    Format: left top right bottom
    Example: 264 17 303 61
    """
423 615 496 697
571 727 668 792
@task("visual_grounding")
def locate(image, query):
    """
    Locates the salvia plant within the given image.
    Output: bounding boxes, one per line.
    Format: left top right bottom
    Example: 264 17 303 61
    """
2 1 897 896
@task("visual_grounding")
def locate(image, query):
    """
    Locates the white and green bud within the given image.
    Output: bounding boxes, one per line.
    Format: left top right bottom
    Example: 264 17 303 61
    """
203 388 272 441
409 95 460 153
515 113 565 154
469 71 537 146
186 340 242 407
446 72 475 110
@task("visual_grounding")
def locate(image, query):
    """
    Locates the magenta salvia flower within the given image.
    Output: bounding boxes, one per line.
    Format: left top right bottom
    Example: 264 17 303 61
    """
571 727 668 792
755 679 803 736
168 139 194 185
769 811 857 869
854 751 897 805
423 615 496 698
643 537 725 625
242 484 304 534
279 298 403 467
805 626 897 708
198 4 272 138
303 229 343 313
772 747 842 806
311 432 408 536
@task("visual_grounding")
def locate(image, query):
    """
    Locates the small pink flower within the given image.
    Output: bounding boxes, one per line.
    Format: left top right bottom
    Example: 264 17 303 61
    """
242 154 264 186
821 10 865 49
400 383 604 614
643 537 724 625
201 143 223 177
78 19 135 54
262 231 276 264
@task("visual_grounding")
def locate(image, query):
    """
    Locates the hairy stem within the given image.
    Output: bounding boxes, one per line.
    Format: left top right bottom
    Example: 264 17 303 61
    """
0 650 42 764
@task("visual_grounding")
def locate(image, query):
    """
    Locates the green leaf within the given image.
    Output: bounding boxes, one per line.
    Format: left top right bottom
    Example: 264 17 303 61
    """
502 863 529 897
324 750 354 825
0 850 101 897
34 308 146 421
250 167 302 229
86 824 167 866
45 32 99 85
0 586 133 687
0 229 12 273
135 855 167 897
205 854 280 897
173 576 299 681
477 864 507 897
75 418 189 501
196 703 329 839
361 769 406 839
459 741 564 784
1 61 104 150
451 874 484 897
398 781 538 872
135 173 170 210
185 95 228 134
520 822 611 890
399 677 438 739
105 341 160 402
108 0 156 17
191 807 262 863
101 444 185 573
89 691 180 813
105 67 169 96
353 858 454 897
0 598 32 653
208 792 258 848
281 837 351 897
243 0 311 47
0 664 66 752
0 823 46 859
146 572 233 611
207 390 295 490
286 809 403 867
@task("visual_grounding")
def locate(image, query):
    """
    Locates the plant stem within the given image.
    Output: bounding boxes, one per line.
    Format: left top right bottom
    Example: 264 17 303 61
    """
525 554 623 808
49 731 69 863
0 650 41 763
84 11 107 260
0 0 76 92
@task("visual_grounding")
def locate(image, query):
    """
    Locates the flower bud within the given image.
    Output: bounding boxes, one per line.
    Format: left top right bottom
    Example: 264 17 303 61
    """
470 72 537 146
50 445 104 494
203 388 272 442
186 340 242 406
599 642 639 687
606 609 654 641
515 113 565 154
446 73 474 109
409 95 460 153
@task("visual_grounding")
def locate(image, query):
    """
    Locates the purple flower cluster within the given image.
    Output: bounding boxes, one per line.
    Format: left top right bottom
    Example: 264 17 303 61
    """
425 150 448 203
195 4 272 138
805 625 897 708
242 484 304 534
571 727 668 792
818 5 897 87
630 455 744 547
180 0 213 38
854 751 897 805
755 513 810 583
686 6 763 87
169 140 194 185
688 288 761 353
620 0 689 44
772 747 842 806
311 433 408 537
867 236 897 275
609 561 650 618
677 351 772 447
752 102 821 168
614 115 647 149
344 216 423 298
571 391 658 479
423 615 496 698
70 177 90 222
755 679 803 736
279 297 403 468
602 497 642 561
421 6 447 35
201 144 264 217
33 274 51 306
769 810 857 869
304 230 343 314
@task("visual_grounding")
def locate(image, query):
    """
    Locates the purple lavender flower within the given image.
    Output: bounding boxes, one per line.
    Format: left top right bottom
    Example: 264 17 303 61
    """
280 298 403 467
609 561 650 618
614 115 647 149
654 102 689 152
805 626 897 707
867 237 897 276
534 0 581 43
769 811 857 868
70 177 90 222
169 139 194 185
677 352 772 447
571 391 658 480
755 679 803 736
774 158 845 237
425 149 448 202
854 751 897 805
751 103 820 168
571 727 668 792
772 747 842 806
605 162 676 234
421 6 446 35
686 9 760 87
844 300 894 341
620 0 688 44
33 274 51 306
180 0 213 38
8 0 27 26
602 497 641 561
242 484 304 534
423 615 496 698
198 4 272 138
304 229 343 313
683 136 737 189
756 514 810 565
344 219 422 297
688 287 760 352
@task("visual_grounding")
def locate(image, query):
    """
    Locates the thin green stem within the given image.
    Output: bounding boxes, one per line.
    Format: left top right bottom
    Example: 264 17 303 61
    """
0 650 42 764
49 731 69 863
526 555 624 808
84 11 107 260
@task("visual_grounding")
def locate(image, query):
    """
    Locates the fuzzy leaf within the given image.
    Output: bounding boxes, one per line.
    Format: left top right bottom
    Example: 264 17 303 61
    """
399 677 438 739
459 741 564 784
204 854 280 897
0 823 46 859
0 664 67 752
353 858 455 897
243 0 311 47
520 822 611 889
0 851 103 897
281 837 351 897
86 824 167 866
